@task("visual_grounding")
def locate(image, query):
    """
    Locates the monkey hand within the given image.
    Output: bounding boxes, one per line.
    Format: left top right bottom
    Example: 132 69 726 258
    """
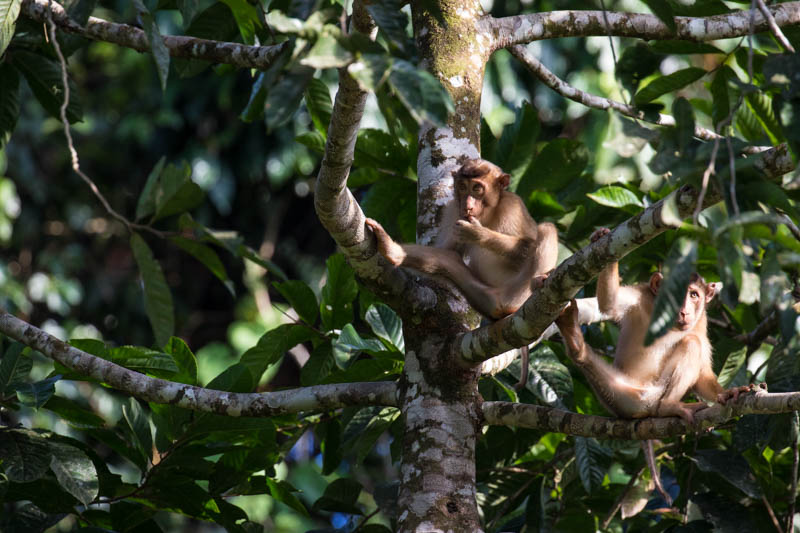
531 269 554 291
365 218 406 266
590 227 611 243
717 382 766 405
454 217 485 244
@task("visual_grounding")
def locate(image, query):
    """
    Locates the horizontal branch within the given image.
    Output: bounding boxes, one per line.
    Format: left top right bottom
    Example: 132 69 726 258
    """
488 2 800 48
0 310 398 416
482 388 797 439
22 0 288 70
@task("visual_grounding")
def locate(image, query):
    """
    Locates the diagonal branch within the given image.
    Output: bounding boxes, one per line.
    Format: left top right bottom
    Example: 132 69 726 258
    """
509 44 724 142
0 310 398 415
485 3 800 49
482 387 798 439
22 0 288 70
459 144 795 366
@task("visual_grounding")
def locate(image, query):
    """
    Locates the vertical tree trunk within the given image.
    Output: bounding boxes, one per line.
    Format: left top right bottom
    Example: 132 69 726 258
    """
397 1 489 530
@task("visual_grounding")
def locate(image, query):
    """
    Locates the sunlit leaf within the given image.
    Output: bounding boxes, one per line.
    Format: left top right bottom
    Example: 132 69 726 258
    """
586 186 644 209
48 441 98 506
0 0 21 57
634 67 706 105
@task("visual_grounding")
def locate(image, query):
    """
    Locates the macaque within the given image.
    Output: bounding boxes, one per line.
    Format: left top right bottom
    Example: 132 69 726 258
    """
556 227 754 503
365 159 558 388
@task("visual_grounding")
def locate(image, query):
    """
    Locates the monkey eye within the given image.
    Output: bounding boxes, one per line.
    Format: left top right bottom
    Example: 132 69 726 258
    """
472 184 484 195
689 290 699 298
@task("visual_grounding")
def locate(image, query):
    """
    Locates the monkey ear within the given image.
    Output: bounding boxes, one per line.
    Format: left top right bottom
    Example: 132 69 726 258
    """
649 272 663 295
705 282 720 302
498 173 510 189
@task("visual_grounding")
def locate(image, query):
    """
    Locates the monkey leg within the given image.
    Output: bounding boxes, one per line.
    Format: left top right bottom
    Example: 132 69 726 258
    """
365 219 407 265
653 335 708 425
556 300 650 417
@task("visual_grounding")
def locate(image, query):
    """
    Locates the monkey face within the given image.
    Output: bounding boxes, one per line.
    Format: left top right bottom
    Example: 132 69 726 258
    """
675 282 708 330
456 179 492 220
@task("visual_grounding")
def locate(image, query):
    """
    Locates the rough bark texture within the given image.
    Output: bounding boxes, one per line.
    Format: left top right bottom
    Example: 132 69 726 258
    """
0 310 398 415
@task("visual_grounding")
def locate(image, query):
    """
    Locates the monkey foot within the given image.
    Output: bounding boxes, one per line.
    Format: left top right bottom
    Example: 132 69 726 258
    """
364 218 404 266
590 227 611 243
556 299 585 360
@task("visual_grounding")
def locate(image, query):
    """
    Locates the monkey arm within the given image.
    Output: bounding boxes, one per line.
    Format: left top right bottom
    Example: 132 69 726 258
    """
596 262 641 320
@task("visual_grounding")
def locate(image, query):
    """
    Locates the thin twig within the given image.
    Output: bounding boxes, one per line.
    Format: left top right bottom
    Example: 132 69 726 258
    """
45 1 165 239
764 494 785 533
601 465 646 529
755 0 796 52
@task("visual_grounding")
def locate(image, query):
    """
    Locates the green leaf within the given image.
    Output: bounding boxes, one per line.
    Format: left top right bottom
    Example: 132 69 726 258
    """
388 59 454 126
692 449 762 498
132 0 170 91
10 50 83 123
0 341 30 394
163 337 198 385
266 66 315 132
717 346 746 388
219 0 261 44
645 238 698 345
170 236 235 296
122 397 153 468
295 131 326 153
136 157 166 221
151 162 205 222
265 478 309 516
746 91 784 144
319 419 342 475
634 67 706 105
300 32 353 69
48 441 99 506
366 0 411 54
240 324 316 382
265 11 306 34
672 96 695 154
305 77 332 137
354 128 409 173
364 303 404 353
16 375 59 408
312 478 363 515
574 437 612 493
323 358 400 384
517 139 588 197
206 362 253 393
0 0 21 57
333 324 388 367
130 233 175 348
320 254 358 331
710 66 731 128
273 280 319 325
760 247 789 317
0 63 20 148
586 186 643 209
347 53 391 92
0 428 52 482
496 101 540 189
641 0 676 33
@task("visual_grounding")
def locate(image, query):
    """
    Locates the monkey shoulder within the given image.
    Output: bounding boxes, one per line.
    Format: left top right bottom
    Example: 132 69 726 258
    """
495 192 538 236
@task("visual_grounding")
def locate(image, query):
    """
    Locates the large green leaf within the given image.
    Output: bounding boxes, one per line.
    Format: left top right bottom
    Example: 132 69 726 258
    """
135 157 166 220
239 323 316 382
387 59 454 126
0 0 21 57
122 397 153 469
265 479 309 516
130 232 175 348
320 254 359 331
273 280 319 325
163 336 198 385
366 0 412 54
365 303 404 353
301 31 353 69
0 63 20 148
641 0 676 32
692 449 762 498
517 139 588 197
48 441 98 506
305 77 333 137
0 428 52 482
574 437 612 493
709 66 731 128
0 341 30 394
265 66 315 132
645 238 698 345
633 67 706 105
150 162 205 222
301 342 336 386
10 50 82 123
219 0 261 44
586 186 643 209
16 375 59 408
